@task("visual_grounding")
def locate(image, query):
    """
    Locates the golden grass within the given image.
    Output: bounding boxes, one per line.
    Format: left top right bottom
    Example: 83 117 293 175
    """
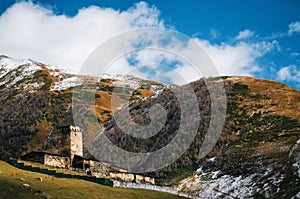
136 88 155 98
229 76 300 122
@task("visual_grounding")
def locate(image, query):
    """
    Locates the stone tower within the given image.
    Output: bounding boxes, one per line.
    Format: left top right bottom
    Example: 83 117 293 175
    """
69 125 83 160
43 125 83 163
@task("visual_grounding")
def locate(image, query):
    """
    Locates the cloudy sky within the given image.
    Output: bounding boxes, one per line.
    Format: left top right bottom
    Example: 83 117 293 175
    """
0 0 299 89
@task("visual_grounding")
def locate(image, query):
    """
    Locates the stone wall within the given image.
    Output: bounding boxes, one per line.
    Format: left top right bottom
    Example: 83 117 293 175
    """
136 175 155 184
44 154 70 168
109 172 135 182
87 160 155 184
108 172 155 184
89 160 110 177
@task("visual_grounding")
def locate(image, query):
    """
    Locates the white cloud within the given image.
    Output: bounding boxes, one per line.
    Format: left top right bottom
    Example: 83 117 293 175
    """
0 1 164 71
236 29 255 40
125 37 278 85
186 39 276 76
0 1 279 85
277 65 300 83
266 21 300 39
288 21 300 35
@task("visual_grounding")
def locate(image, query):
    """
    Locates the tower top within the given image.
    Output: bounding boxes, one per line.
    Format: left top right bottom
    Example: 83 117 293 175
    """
59 125 81 134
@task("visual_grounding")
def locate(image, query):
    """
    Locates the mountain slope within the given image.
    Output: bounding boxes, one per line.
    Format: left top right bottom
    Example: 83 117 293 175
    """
99 76 300 198
175 77 300 198
99 77 300 197
0 56 299 198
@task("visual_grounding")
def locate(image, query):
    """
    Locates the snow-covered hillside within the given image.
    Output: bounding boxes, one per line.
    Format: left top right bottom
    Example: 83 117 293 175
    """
0 55 170 97
0 55 41 88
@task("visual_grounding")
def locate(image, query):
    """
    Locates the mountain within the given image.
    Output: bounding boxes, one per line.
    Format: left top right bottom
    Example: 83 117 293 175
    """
0 55 169 157
0 56 300 198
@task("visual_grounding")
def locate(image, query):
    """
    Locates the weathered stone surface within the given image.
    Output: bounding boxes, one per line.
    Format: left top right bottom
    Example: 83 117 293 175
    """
136 175 155 184
109 172 135 182
70 125 83 159
44 154 69 168
89 160 110 177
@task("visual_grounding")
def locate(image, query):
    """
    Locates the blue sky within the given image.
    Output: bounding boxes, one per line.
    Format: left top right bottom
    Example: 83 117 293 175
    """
0 0 299 89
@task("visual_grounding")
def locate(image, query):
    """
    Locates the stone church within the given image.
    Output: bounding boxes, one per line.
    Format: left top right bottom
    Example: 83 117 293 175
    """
21 125 155 184
22 125 84 168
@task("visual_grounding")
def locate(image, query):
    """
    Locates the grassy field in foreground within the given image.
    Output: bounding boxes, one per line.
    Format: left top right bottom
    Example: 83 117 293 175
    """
0 161 184 199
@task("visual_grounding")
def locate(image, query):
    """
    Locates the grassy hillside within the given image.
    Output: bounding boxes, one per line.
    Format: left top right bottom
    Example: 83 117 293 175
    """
0 161 184 199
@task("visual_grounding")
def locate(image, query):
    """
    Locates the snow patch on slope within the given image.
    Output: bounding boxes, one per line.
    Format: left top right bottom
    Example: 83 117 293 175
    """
113 75 172 98
177 171 256 198
114 77 141 89
290 140 300 179
51 76 83 91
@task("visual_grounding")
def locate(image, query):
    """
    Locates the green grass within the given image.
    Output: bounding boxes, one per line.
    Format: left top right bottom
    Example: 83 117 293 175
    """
0 161 184 199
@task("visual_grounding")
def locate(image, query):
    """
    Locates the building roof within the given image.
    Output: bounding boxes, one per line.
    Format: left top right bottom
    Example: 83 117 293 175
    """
21 151 69 159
